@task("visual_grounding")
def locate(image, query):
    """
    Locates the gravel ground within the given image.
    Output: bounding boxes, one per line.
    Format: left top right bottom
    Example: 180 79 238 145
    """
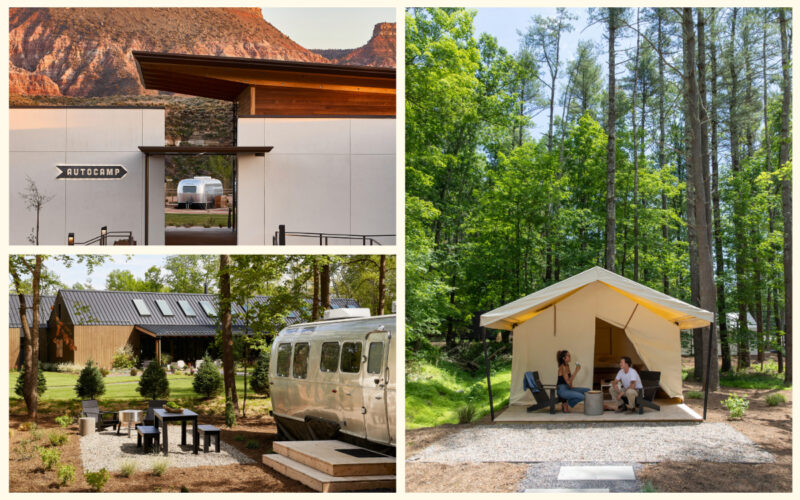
518 462 645 492
408 423 774 464
80 426 255 472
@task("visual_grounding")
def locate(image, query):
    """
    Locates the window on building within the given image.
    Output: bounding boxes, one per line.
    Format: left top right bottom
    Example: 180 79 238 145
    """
320 342 340 372
340 342 362 373
155 300 173 316
347 304 359 308
132 299 151 316
367 342 384 374
199 301 216 317
276 343 291 377
292 343 310 379
177 300 196 317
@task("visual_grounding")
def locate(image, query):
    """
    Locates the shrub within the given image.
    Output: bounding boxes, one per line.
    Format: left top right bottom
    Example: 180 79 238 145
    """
225 398 236 428
457 403 476 424
57 464 76 486
15 362 47 397
245 439 260 449
685 390 704 399
100 367 110 377
233 434 244 442
722 393 750 420
250 349 271 396
31 428 43 442
120 460 137 478
138 360 170 400
75 360 106 400
48 431 69 447
130 367 138 376
111 344 138 370
84 469 109 492
766 393 786 406
181 485 189 492
55 414 72 428
38 446 60 470
193 355 222 398
56 363 85 374
152 459 169 476
641 481 657 493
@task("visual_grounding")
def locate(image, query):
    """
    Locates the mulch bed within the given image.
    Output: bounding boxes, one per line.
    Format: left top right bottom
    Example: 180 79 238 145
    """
9 412 312 493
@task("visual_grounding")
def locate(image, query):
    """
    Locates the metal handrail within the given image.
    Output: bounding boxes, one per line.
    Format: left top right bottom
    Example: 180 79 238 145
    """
68 228 135 245
272 225 393 246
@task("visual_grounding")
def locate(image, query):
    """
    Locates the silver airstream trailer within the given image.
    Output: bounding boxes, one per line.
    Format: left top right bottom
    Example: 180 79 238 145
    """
176 176 224 209
270 310 396 451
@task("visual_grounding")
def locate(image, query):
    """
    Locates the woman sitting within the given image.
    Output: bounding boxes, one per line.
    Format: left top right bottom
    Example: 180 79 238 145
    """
556 350 591 413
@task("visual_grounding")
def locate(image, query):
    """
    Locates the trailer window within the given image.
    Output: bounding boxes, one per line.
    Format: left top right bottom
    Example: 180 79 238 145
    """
276 343 292 377
292 343 310 379
340 342 362 373
367 342 384 374
320 342 339 372
182 186 196 193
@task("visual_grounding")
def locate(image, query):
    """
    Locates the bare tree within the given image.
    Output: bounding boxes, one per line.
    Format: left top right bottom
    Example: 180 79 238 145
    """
19 176 54 245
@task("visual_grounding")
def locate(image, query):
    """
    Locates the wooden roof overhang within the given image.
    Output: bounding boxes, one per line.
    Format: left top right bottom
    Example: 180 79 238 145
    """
138 146 273 156
132 51 396 107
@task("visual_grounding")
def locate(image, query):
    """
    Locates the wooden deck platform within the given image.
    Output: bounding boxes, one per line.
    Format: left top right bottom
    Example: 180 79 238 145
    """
494 401 702 423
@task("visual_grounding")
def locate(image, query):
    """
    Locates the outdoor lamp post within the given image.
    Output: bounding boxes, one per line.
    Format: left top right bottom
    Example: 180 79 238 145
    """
68 233 74 245
101 226 107 245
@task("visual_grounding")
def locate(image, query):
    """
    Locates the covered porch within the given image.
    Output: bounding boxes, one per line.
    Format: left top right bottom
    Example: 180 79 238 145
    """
494 402 702 424
135 325 230 365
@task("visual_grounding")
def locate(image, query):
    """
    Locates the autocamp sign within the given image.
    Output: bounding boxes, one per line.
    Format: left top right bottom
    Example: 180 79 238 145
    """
56 164 127 180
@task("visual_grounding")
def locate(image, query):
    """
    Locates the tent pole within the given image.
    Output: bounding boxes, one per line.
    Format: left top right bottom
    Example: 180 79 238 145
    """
482 326 495 422
703 321 714 420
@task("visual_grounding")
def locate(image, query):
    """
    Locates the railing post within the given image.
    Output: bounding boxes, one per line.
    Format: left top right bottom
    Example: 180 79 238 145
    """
278 225 286 245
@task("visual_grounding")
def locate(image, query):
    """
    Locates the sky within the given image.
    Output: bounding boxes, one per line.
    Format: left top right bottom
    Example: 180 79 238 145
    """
52 255 168 290
261 7 395 49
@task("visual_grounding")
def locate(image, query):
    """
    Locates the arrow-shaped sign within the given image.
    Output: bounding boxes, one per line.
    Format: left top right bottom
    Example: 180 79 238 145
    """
56 165 127 180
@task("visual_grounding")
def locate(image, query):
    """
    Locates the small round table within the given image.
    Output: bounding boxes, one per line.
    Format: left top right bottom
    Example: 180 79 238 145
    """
584 390 603 416
118 409 142 437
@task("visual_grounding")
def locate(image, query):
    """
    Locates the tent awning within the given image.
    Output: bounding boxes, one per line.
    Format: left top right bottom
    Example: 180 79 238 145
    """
480 267 714 330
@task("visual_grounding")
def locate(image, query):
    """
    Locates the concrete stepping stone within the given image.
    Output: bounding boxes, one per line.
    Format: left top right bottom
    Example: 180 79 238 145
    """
557 465 636 481
525 488 610 493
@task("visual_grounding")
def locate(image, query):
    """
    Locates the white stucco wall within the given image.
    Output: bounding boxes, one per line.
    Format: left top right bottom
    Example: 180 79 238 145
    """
10 108 165 245
237 117 396 246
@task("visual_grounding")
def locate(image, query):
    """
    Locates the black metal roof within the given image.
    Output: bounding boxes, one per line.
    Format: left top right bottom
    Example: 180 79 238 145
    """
8 295 56 329
136 324 245 338
58 289 358 327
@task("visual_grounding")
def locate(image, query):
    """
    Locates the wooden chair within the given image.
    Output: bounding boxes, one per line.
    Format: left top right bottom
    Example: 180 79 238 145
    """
635 370 662 414
525 371 565 414
137 400 167 429
80 399 120 432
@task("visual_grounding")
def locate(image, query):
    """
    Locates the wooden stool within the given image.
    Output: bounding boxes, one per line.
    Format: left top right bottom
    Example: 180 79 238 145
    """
198 424 220 453
137 425 160 453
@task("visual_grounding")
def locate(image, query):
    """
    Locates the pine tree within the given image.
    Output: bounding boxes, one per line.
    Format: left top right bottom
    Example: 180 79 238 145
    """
249 350 270 396
75 360 105 400
137 360 170 400
15 362 46 398
193 355 222 398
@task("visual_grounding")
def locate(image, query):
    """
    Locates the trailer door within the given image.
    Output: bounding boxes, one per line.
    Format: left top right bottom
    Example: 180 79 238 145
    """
337 340 366 439
361 330 392 445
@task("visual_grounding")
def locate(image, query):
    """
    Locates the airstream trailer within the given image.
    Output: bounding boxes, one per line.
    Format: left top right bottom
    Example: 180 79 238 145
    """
270 310 396 452
176 176 224 209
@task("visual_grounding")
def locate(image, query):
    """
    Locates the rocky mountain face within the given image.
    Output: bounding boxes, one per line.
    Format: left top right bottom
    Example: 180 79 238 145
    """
9 8 394 98
312 23 396 68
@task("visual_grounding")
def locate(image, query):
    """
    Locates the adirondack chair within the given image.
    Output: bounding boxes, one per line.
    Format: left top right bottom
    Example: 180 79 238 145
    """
634 370 661 414
525 371 566 414
81 399 120 432
138 400 167 429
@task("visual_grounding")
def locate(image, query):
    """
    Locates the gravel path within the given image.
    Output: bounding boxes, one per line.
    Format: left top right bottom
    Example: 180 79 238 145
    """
80 426 254 472
518 462 645 492
408 423 774 464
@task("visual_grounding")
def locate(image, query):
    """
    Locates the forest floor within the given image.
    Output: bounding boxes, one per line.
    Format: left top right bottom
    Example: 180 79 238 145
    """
406 357 792 492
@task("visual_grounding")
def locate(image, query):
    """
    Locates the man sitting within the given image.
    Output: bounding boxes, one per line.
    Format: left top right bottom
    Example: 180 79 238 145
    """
610 356 642 412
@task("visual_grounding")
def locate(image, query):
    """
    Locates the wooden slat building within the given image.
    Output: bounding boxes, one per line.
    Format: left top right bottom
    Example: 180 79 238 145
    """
9 295 55 369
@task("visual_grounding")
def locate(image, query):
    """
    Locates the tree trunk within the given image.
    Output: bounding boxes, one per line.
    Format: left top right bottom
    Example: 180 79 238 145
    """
605 9 617 272
321 263 331 310
312 259 320 321
657 10 669 294
779 9 792 385
632 8 640 282
19 256 43 420
219 255 238 411
378 255 386 315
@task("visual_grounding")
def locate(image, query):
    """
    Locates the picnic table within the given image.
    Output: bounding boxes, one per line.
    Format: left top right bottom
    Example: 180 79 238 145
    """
153 408 199 456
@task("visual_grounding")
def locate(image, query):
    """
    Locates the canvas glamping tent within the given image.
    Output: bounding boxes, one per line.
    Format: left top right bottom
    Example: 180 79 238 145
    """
480 266 714 415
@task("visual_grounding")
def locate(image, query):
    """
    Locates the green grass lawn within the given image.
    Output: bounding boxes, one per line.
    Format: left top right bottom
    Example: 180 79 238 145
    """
683 360 791 390
165 213 228 228
405 358 512 429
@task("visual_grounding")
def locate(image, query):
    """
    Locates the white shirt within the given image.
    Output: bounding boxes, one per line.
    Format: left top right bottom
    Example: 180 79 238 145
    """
616 367 643 390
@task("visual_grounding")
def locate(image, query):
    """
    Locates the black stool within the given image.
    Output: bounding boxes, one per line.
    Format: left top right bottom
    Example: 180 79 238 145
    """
198 424 220 453
137 425 160 453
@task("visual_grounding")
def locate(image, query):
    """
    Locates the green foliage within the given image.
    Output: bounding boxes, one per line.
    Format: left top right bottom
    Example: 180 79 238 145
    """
246 439 260 449
111 344 138 370
57 464 76 486
641 481 658 493
684 390 704 399
48 431 69 447
233 434 245 442
138 361 170 400
193 355 223 398
120 461 137 478
55 414 72 428
15 362 47 397
152 459 169 476
249 349 271 396
225 398 236 428
38 446 60 470
165 401 181 410
181 485 190 492
457 403 476 424
74 360 105 400
84 469 109 492
722 394 750 420
766 393 786 406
